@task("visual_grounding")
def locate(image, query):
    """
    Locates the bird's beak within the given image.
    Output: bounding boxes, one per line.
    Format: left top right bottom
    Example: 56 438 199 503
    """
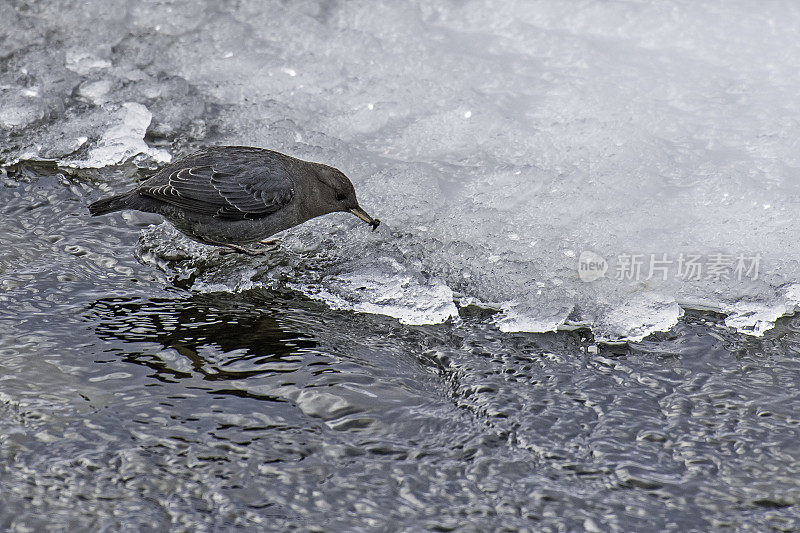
349 207 381 231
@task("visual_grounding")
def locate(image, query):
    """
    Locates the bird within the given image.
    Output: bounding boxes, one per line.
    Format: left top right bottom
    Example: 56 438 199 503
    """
88 146 380 255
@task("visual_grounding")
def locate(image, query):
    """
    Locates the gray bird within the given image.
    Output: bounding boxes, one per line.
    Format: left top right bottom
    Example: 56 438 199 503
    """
88 146 380 255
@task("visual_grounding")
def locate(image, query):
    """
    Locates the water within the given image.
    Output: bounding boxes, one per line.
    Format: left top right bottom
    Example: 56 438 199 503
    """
2 162 800 530
3 0 800 530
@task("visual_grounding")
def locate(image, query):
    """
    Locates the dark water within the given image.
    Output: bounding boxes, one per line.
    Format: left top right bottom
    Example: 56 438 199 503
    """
2 164 800 531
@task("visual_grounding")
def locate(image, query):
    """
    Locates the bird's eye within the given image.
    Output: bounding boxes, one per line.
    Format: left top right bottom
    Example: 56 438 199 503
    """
335 193 347 201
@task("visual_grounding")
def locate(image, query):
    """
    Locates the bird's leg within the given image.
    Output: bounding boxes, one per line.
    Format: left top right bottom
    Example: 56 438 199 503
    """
212 241 269 256
256 238 282 254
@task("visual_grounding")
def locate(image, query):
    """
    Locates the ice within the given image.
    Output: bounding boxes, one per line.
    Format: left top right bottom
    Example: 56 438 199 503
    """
65 51 112 76
288 256 458 326
137 222 457 325
60 103 171 168
76 80 114 105
723 284 800 336
0 93 46 130
0 3 210 166
5 0 800 341
2 100 171 167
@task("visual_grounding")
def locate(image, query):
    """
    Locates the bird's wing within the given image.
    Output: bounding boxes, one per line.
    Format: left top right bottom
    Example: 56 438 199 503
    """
139 159 294 220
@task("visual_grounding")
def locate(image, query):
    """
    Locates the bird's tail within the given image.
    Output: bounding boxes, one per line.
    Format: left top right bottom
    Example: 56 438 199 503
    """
88 191 135 216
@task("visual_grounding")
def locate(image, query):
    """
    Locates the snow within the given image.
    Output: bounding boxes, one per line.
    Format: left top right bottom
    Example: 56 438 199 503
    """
4 0 800 341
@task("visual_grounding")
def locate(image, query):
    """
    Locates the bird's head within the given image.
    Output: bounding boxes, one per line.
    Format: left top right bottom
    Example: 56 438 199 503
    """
313 164 380 231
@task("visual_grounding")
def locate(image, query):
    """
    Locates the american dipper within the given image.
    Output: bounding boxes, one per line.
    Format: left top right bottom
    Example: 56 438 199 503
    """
88 146 380 255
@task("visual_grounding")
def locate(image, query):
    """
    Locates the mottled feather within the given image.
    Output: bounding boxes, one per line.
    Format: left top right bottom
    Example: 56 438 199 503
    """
88 145 380 249
139 147 295 220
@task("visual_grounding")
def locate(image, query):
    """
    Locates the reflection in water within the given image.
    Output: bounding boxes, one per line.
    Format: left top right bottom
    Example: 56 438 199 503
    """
82 290 454 442
88 293 317 383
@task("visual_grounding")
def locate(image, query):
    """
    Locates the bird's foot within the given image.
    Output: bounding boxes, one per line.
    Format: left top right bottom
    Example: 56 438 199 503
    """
216 243 272 256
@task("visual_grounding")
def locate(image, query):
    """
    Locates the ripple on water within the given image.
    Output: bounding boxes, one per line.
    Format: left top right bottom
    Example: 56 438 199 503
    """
1 165 800 531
